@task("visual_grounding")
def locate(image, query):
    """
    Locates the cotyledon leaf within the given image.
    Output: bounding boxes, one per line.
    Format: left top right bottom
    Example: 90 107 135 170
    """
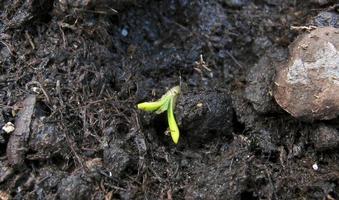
137 98 166 112
167 97 180 144
137 86 181 144
155 97 170 114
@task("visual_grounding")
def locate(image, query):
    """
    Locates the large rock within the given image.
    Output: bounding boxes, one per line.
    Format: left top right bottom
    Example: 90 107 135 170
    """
274 27 339 121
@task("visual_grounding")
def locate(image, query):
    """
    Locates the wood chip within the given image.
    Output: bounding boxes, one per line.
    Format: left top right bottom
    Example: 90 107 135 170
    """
6 95 36 168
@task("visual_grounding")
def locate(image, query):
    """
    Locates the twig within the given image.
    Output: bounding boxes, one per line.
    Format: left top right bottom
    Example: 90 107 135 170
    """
25 31 35 50
25 81 51 104
290 25 317 32
0 41 14 56
225 50 243 69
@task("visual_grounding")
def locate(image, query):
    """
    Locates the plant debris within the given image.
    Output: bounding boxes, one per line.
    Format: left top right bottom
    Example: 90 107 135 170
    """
6 95 36 168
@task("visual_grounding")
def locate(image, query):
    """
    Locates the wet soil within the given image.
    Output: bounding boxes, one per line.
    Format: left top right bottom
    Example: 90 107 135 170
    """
0 0 338 199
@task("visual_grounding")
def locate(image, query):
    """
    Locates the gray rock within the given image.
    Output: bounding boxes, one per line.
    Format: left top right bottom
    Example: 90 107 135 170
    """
274 27 339 121
312 11 339 28
222 0 249 8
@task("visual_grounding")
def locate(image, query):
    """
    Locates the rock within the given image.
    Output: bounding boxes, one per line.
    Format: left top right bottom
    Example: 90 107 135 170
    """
222 0 249 8
103 144 130 176
274 27 339 121
311 11 339 28
2 122 15 133
57 174 93 200
312 125 339 151
176 91 233 146
245 47 288 113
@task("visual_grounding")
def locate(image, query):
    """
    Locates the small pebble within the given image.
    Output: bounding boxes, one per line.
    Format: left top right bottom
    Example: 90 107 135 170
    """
121 28 128 37
31 86 40 94
223 0 248 8
312 163 319 171
2 122 15 133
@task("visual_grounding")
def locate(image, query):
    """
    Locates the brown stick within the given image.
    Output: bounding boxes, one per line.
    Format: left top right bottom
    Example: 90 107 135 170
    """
6 95 36 168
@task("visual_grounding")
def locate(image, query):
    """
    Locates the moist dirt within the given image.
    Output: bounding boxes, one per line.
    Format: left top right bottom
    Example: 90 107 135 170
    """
0 0 338 199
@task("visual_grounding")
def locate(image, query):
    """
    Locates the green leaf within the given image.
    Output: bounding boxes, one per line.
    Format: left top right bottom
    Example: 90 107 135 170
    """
137 98 167 112
155 97 170 114
167 97 180 144
137 86 181 144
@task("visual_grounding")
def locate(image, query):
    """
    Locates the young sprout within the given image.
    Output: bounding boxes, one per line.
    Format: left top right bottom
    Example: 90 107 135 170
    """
137 86 181 144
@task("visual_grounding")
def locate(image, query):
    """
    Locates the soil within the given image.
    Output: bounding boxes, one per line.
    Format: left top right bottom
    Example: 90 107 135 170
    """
0 0 338 199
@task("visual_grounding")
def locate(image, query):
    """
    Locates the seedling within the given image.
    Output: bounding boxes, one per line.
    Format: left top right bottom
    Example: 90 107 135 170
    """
137 86 181 144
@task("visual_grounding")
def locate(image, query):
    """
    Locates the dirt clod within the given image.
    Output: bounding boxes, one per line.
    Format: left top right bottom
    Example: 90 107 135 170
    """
103 143 131 176
176 91 233 146
312 125 339 151
38 166 66 191
245 47 287 114
3 0 53 28
28 121 66 160
57 174 93 200
185 135 252 199
274 27 339 120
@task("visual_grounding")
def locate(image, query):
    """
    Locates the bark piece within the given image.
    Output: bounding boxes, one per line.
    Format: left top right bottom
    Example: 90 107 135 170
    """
6 95 36 168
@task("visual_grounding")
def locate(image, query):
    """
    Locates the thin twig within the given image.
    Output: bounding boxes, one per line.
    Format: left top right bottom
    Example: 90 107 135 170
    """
225 50 243 69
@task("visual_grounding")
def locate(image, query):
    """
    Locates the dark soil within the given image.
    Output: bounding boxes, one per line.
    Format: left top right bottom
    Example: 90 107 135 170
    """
0 0 338 199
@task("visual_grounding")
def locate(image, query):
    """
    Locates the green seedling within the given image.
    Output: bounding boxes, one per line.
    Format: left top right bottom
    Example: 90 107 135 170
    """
137 86 181 144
